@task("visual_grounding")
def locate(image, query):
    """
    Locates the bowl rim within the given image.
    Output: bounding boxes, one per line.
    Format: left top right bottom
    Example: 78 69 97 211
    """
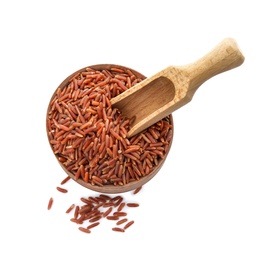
46 64 174 194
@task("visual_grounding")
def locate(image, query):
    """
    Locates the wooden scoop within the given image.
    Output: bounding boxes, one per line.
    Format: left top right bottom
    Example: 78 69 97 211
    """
110 38 244 137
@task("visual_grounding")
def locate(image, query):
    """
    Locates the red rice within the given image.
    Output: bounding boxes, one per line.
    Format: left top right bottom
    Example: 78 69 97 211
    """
47 197 53 210
113 212 127 217
60 176 71 185
89 215 102 223
133 186 142 195
65 204 75 214
107 216 119 220
56 187 68 193
117 202 125 212
79 227 91 233
124 220 134 230
126 203 139 207
116 218 128 225
103 207 113 217
47 67 166 234
87 222 100 229
48 187 142 233
74 205 79 219
112 227 125 232
47 67 172 187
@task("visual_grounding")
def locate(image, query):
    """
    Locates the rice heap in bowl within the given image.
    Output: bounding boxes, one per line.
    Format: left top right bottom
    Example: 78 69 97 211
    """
46 65 173 193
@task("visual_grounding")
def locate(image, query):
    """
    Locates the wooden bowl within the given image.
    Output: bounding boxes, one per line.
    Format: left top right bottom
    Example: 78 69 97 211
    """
46 64 174 194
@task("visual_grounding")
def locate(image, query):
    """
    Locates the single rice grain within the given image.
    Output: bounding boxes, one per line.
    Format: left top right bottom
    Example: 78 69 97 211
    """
124 220 134 230
126 203 139 207
47 197 53 210
56 187 68 193
116 218 128 225
78 227 91 233
112 227 125 232
60 176 71 185
65 204 75 213
133 186 142 195
87 222 100 229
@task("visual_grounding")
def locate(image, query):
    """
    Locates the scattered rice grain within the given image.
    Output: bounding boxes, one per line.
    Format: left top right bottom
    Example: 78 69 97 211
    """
124 220 134 230
47 197 53 210
56 187 68 193
112 227 125 232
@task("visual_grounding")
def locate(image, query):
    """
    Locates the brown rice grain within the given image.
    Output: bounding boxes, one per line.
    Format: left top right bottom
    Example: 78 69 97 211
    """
102 202 114 207
89 215 102 223
88 196 99 204
87 222 100 229
92 175 103 185
75 167 82 180
80 197 92 204
133 186 142 195
78 227 91 233
110 195 122 202
114 197 124 207
78 205 92 214
116 218 128 225
70 218 83 224
124 220 134 230
99 194 111 200
126 203 139 207
107 216 119 220
102 206 113 217
117 202 125 212
112 227 125 232
74 205 79 219
113 212 127 217
47 197 53 210
111 67 125 73
56 187 68 193
65 204 75 214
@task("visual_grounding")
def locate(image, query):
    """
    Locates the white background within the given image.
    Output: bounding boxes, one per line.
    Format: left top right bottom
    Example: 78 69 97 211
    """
0 1 259 259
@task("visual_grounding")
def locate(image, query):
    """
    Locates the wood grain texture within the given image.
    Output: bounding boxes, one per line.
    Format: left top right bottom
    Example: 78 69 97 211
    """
111 38 245 137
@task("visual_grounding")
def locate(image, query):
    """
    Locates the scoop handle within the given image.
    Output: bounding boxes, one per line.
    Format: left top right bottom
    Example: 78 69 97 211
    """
183 38 245 91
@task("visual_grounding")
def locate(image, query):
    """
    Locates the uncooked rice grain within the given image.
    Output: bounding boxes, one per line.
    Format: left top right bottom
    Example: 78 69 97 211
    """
87 222 100 229
116 218 128 225
89 215 102 223
117 202 125 212
47 197 53 210
47 66 172 187
60 176 71 185
133 186 142 195
56 186 68 193
124 220 134 230
112 227 125 232
126 203 139 207
78 227 91 233
48 187 142 234
103 207 113 217
65 204 75 213
113 211 127 217
107 216 119 220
